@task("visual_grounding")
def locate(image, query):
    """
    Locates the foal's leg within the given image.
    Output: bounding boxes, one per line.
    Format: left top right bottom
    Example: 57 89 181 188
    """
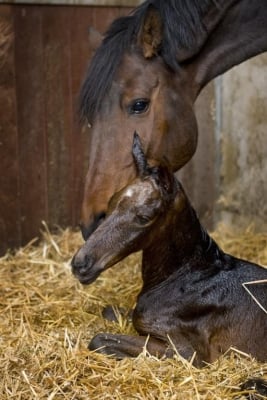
89 333 174 359
102 305 133 323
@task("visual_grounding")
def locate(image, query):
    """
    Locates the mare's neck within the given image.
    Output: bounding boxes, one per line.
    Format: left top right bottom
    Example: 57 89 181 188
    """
141 201 221 291
187 0 267 95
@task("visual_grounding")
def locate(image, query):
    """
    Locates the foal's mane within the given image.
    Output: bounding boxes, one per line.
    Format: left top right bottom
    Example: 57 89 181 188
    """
80 0 213 122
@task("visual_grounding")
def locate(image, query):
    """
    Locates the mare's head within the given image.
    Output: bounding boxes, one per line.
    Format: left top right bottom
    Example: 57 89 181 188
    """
80 3 202 239
72 132 187 285
79 0 267 239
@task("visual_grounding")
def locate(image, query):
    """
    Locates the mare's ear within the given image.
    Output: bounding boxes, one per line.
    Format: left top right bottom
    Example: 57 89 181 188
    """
137 5 163 58
88 27 103 52
132 131 149 178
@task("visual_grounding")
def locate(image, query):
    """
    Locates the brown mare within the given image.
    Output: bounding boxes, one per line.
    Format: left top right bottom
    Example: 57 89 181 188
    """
79 0 267 239
72 133 267 369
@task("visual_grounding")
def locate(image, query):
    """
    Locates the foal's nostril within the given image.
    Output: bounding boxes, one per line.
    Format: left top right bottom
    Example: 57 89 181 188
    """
71 253 91 275
80 211 106 241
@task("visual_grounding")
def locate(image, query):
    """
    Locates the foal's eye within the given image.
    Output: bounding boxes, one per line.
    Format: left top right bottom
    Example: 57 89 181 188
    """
128 99 150 115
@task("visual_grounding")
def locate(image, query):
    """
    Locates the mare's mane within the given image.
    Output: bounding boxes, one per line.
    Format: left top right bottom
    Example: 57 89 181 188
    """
79 0 214 122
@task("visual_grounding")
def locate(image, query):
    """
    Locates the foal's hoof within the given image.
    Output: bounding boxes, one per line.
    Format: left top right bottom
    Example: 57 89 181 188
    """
89 333 108 352
88 333 125 359
241 378 267 399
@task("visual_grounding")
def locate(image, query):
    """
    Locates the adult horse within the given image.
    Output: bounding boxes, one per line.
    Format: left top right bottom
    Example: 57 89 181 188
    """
79 0 267 240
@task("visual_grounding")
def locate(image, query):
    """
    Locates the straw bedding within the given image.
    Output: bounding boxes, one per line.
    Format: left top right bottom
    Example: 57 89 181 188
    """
0 223 266 400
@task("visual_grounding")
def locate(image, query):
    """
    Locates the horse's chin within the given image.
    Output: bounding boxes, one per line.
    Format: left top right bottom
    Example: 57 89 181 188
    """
71 256 104 285
71 251 121 285
76 270 101 285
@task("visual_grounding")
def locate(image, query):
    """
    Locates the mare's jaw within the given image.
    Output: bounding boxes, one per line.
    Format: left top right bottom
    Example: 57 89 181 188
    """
80 212 106 241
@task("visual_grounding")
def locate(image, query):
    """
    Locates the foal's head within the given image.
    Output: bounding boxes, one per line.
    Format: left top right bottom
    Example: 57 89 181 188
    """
72 132 187 285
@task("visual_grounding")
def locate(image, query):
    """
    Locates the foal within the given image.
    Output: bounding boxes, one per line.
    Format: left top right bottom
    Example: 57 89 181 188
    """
72 133 267 367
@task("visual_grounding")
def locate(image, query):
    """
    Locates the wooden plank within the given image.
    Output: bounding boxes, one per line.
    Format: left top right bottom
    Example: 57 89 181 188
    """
118 6 133 16
42 6 74 228
92 6 121 33
14 6 47 244
69 6 95 226
0 6 20 254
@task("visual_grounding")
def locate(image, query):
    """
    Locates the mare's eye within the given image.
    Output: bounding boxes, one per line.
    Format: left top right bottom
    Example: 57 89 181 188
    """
135 214 152 225
128 99 150 115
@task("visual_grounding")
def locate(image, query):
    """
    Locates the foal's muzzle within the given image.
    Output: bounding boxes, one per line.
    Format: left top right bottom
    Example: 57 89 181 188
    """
71 251 100 285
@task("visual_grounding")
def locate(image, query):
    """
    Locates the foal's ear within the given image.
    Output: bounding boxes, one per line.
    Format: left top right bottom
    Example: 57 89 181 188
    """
153 163 175 195
88 27 103 52
137 5 163 58
132 131 148 177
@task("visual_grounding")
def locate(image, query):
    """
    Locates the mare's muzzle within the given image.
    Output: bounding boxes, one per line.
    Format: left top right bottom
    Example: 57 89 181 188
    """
80 212 106 241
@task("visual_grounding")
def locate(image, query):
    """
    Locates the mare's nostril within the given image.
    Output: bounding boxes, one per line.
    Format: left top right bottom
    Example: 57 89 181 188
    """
80 224 91 241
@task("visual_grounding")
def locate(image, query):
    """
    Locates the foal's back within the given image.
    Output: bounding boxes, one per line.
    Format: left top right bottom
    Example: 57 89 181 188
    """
135 237 267 364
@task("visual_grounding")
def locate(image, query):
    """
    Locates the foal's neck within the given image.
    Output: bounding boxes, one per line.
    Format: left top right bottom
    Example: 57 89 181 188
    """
141 197 222 291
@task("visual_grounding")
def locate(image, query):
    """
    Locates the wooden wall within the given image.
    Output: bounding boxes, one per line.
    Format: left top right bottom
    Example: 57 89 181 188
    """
0 5 132 254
